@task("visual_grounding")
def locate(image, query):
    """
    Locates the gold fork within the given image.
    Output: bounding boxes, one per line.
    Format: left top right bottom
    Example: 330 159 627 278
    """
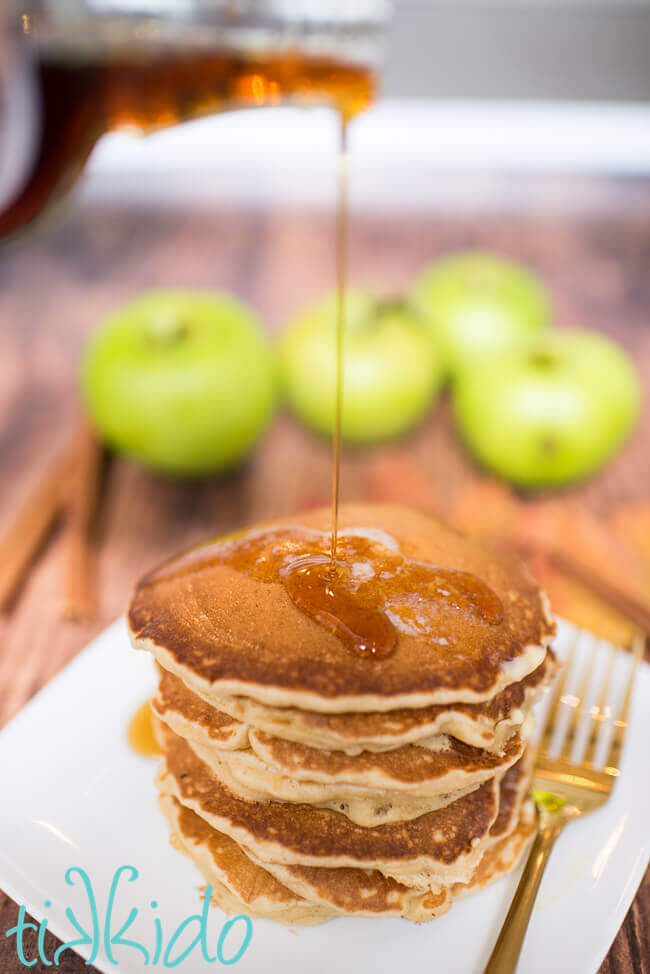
484 629 645 974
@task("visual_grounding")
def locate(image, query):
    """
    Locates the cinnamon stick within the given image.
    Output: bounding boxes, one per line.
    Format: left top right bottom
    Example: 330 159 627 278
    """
547 548 650 639
511 541 650 640
61 421 105 621
0 447 71 612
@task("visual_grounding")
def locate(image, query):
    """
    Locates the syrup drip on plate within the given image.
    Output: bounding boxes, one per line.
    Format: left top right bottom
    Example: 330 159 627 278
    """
128 701 161 757
147 528 504 660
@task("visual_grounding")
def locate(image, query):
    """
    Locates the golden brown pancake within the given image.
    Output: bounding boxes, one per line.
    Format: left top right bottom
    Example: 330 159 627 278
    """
157 723 500 886
453 810 536 898
185 728 528 827
239 725 527 796
450 756 534 897
379 752 532 891
258 754 532 901
135 504 552 924
152 665 249 751
151 674 487 824
249 857 451 922
158 794 334 924
160 794 451 923
189 742 479 826
129 504 555 713
488 755 532 840
162 790 533 924
158 649 557 754
158 750 533 921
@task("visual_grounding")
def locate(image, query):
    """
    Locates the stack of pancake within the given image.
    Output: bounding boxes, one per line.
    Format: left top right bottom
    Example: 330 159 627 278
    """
128 504 557 924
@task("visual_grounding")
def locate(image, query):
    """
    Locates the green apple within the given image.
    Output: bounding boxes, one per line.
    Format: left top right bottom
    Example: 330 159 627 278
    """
412 251 551 380
82 289 276 475
279 289 444 443
453 329 641 487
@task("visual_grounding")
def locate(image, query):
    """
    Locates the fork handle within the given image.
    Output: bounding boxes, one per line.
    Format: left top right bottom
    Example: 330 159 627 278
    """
483 817 566 974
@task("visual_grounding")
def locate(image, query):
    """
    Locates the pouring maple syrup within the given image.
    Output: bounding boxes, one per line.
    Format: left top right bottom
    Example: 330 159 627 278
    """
123 58 503 664
0 44 374 242
7 7 504 674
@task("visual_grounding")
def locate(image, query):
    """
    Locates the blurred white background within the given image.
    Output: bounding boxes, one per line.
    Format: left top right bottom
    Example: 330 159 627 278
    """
383 0 650 101
83 0 650 212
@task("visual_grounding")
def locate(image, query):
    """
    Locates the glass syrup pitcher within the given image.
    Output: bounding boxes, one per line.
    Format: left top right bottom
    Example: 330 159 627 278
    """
0 0 389 244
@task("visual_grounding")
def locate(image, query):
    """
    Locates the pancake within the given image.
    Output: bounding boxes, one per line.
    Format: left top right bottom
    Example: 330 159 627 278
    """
153 652 553 771
161 794 452 923
252 757 532 904
135 504 551 924
452 776 536 899
129 504 555 713
208 876 312 923
187 741 480 827
162 790 533 924
188 728 527 828
240 723 528 795
444 755 535 900
157 723 500 886
196 652 555 754
380 751 532 891
158 794 333 924
452 814 535 898
152 665 249 751
247 856 451 922
487 754 532 841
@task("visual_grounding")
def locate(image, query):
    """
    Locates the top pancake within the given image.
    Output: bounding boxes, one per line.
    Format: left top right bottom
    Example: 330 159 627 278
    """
129 503 555 713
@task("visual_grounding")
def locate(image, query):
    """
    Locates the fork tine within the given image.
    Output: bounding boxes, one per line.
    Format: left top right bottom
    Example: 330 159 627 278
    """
538 628 579 755
603 633 644 777
559 637 597 760
583 645 616 767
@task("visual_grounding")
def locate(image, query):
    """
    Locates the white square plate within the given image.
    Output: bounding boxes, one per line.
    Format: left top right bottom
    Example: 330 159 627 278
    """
0 617 648 974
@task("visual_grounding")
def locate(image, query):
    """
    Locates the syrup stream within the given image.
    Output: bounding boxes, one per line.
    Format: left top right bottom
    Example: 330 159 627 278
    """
330 118 349 568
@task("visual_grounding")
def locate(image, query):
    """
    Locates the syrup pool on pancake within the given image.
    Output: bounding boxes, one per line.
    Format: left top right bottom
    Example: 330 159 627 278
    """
143 525 504 661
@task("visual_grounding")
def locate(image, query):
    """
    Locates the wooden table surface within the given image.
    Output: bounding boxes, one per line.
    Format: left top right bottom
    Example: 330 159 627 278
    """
0 174 648 972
